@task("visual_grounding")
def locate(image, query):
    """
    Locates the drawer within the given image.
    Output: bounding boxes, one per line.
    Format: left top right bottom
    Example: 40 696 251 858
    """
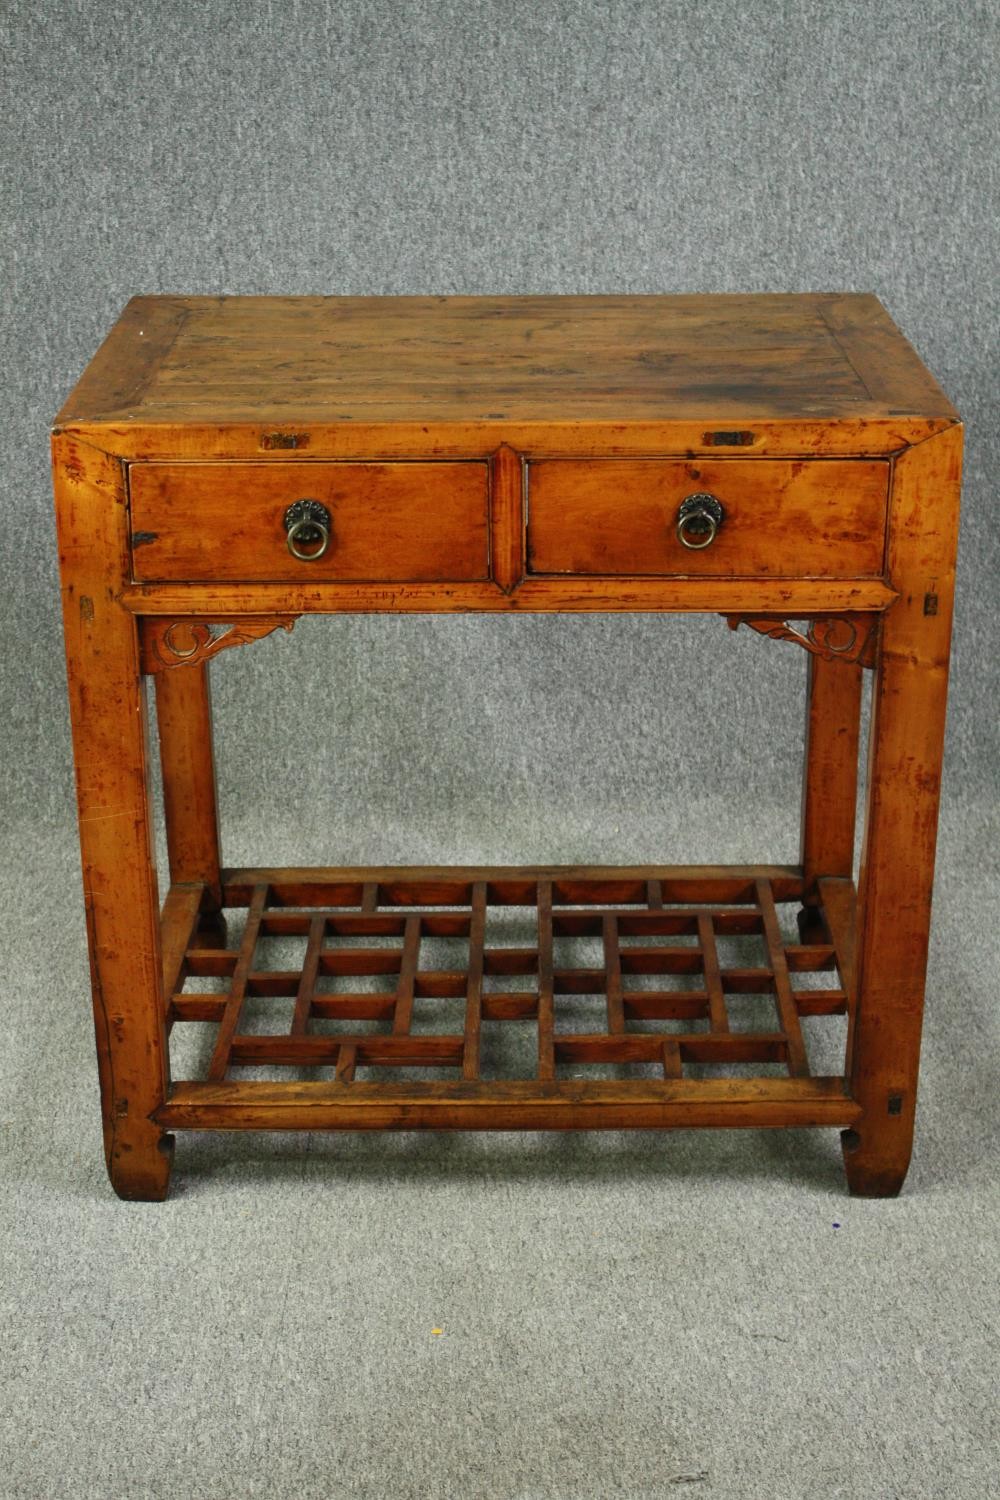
128 461 490 582
526 459 889 577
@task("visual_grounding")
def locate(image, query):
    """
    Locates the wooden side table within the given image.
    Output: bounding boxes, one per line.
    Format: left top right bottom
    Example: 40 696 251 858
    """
51 294 962 1201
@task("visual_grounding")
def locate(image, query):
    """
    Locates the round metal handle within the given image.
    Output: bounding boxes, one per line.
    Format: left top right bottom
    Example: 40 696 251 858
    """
283 499 330 562
676 492 724 550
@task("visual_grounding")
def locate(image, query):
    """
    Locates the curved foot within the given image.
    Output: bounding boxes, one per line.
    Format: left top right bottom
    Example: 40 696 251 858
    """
107 1127 175 1201
840 1125 911 1198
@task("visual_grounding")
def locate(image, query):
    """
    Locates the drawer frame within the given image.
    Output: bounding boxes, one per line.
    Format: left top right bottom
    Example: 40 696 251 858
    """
127 456 493 584
524 455 892 580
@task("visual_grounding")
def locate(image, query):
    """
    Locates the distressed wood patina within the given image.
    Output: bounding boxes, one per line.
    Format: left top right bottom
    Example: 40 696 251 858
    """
52 293 962 1199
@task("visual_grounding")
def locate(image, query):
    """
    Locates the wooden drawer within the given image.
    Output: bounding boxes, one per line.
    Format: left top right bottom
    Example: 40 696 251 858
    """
526 459 889 577
128 461 490 582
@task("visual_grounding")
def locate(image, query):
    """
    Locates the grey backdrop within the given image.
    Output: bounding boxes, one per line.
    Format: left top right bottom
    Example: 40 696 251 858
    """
2 4 998 1499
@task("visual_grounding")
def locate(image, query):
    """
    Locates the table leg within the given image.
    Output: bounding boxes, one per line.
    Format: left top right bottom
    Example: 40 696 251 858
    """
155 662 226 944
53 434 173 1200
798 653 863 941
843 425 963 1196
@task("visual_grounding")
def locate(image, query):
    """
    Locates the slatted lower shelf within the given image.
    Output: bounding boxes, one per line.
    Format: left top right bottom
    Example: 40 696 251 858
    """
156 864 860 1132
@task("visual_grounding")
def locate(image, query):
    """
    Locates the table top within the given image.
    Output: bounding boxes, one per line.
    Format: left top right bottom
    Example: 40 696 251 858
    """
53 293 957 458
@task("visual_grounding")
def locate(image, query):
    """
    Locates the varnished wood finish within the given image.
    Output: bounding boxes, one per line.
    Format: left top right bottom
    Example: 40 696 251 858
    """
129 461 489 582
219 863 805 906
154 663 223 912
817 877 858 1074
54 293 956 457
527 459 888 577
488 444 524 593
120 577 899 617
52 434 173 1199
157 868 856 1130
157 1078 862 1133
843 424 963 1196
799 654 864 906
50 293 962 1198
142 616 295 672
160 884 204 1018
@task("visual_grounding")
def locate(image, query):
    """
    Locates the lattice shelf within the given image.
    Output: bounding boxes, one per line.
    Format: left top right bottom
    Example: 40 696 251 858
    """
155 865 860 1133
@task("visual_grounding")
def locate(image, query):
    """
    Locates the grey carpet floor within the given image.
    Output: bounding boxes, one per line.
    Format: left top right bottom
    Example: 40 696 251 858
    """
1 792 997 1500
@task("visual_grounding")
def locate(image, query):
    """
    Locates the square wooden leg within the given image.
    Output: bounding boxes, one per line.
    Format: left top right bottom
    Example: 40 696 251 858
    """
154 662 226 946
842 425 963 1196
54 435 173 1200
798 653 863 942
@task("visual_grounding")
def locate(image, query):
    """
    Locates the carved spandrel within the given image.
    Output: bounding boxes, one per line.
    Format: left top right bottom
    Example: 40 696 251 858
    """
725 614 878 668
140 617 297 674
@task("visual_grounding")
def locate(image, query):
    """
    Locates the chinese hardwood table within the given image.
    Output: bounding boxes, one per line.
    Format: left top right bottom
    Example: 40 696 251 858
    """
51 293 963 1200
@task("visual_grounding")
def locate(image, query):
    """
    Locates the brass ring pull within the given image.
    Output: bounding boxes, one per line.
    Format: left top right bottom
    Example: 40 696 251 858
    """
283 499 331 562
676 492 724 550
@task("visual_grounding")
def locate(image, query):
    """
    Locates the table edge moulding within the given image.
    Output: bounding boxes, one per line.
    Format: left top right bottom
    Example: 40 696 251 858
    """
50 293 963 1200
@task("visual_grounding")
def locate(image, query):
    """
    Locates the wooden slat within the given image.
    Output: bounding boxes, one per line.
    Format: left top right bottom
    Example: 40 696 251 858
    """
556 1033 788 1064
229 1035 463 1067
156 1075 861 1133
335 1043 357 1084
721 969 778 993
662 1039 683 1079
818 876 859 1070
392 915 422 1035
206 884 267 1082
755 878 810 1078
261 912 469 937
170 995 227 1022
124 577 899 619
481 994 538 1020
602 914 625 1034
291 914 326 1035
318 951 406 976
555 908 761 936
697 913 729 1034
314 996 394 1020
537 881 555 1080
620 948 705 973
221 864 805 907
623 993 709 1019
160 883 204 1020
462 882 487 1081
793 990 848 1015
786 944 838 971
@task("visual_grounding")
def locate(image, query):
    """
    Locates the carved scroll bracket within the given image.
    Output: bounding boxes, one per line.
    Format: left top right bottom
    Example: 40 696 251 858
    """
725 613 878 668
141 617 297 674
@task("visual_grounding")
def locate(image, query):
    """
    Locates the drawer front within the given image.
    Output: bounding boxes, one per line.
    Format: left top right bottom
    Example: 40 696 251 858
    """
526 459 889 577
129 462 490 582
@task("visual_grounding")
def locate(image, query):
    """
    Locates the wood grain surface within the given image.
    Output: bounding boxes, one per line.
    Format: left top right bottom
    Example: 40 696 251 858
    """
49 293 963 1199
53 293 957 459
526 457 889 577
130 459 489 581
